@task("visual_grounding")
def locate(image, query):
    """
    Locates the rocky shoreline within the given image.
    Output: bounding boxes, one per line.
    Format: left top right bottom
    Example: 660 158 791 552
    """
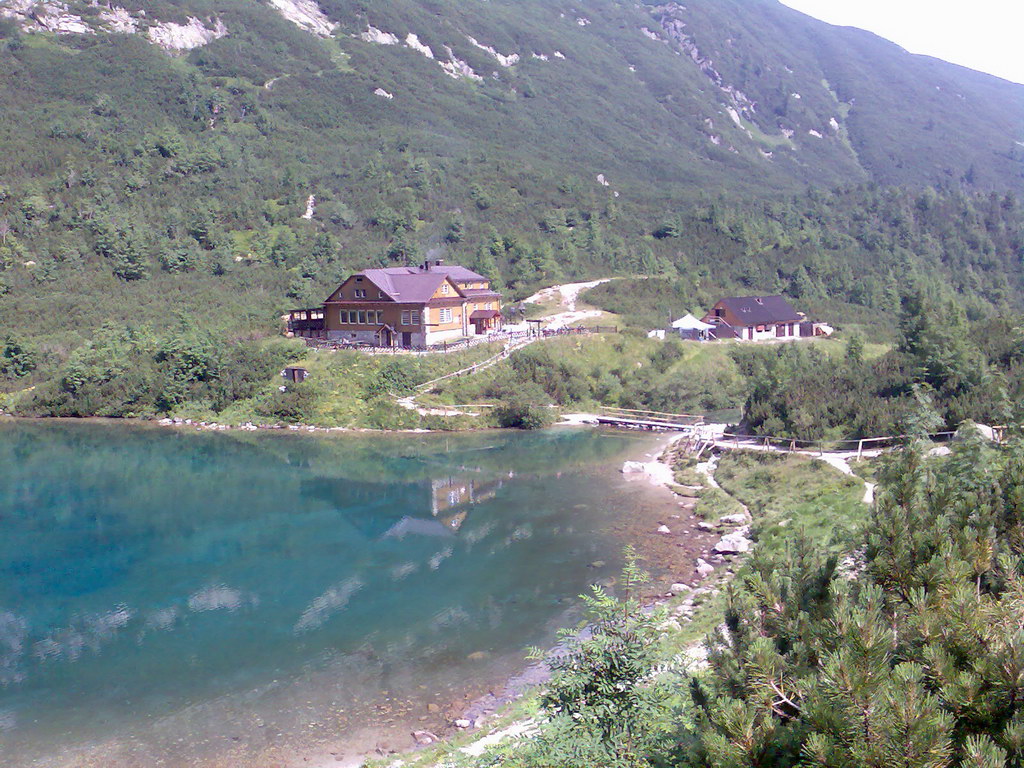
353 433 755 767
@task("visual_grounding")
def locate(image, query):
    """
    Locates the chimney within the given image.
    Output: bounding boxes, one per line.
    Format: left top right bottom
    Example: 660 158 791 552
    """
433 258 444 267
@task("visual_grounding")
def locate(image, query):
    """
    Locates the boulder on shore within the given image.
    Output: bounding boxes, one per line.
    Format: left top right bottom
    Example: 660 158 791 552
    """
696 558 715 579
719 513 749 525
713 528 753 555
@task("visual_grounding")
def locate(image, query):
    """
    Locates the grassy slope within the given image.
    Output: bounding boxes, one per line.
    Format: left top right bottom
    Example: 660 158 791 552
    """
203 342 506 429
714 450 867 558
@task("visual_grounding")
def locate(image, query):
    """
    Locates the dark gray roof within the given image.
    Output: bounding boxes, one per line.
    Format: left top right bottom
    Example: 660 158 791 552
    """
423 265 488 283
360 269 449 304
718 295 802 325
377 265 488 283
327 263 495 305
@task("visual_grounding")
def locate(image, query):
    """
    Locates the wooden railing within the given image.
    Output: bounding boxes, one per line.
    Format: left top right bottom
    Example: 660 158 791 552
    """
707 427 1008 457
600 406 704 424
595 407 705 431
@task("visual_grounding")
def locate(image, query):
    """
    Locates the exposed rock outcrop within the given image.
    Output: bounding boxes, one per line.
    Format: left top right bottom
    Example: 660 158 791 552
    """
1 0 228 50
266 0 335 38
98 5 137 34
648 3 757 120
405 32 434 58
440 46 483 81
147 17 227 51
466 35 519 67
360 25 398 45
0 0 91 34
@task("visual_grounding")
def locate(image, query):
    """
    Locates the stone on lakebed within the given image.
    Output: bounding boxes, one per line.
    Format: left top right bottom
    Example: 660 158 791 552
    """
696 558 715 579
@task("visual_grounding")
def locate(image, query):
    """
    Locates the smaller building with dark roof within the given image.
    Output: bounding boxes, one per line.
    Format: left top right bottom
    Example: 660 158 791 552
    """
700 295 806 341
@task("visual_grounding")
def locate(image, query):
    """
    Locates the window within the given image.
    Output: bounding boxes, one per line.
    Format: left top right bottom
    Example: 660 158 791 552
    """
411 310 420 325
401 311 411 326
339 310 348 324
355 289 367 299
439 308 453 323
441 283 450 295
357 310 367 324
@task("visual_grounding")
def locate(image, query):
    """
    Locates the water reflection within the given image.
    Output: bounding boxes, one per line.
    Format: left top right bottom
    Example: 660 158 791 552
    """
0 421 649 766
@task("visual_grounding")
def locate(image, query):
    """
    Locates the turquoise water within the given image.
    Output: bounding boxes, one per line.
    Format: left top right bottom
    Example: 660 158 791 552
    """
0 421 659 766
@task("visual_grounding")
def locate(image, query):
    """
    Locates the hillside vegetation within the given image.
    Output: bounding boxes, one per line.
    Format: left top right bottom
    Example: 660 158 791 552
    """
0 0 1021 425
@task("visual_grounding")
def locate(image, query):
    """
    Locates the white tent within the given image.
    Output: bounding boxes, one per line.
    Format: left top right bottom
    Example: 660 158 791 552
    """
670 314 715 331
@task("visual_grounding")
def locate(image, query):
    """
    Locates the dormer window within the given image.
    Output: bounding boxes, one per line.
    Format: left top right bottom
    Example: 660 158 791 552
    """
355 289 367 298
755 298 764 305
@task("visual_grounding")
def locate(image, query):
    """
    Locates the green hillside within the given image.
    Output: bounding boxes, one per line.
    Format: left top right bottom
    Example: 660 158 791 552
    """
0 0 1022 419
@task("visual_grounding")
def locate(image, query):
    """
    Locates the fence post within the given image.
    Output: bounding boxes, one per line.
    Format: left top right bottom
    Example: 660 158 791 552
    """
857 439 864 460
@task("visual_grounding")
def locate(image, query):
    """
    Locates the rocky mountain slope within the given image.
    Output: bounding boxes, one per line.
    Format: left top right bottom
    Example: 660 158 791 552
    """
2 0 1020 193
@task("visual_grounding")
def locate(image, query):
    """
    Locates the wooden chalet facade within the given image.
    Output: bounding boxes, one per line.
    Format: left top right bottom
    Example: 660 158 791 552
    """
700 295 805 341
288 260 502 348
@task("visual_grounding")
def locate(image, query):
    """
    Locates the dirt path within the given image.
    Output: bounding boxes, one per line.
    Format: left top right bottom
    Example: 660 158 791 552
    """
517 278 614 330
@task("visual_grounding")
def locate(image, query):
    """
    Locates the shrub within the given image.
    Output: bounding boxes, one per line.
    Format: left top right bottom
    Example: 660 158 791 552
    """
0 335 36 379
511 548 671 768
493 382 553 429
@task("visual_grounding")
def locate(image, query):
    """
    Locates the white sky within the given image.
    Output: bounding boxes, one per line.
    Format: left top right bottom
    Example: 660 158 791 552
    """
779 0 1024 84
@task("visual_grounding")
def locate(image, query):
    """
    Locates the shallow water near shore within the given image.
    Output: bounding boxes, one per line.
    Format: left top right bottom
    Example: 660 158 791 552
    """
0 421 665 767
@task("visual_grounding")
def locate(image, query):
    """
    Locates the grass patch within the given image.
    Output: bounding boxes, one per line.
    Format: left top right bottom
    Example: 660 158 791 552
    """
693 486 744 523
431 333 746 416
714 450 867 558
849 455 884 483
212 342 505 429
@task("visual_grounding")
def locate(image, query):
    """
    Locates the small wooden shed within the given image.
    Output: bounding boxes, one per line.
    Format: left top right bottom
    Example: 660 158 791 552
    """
281 366 310 383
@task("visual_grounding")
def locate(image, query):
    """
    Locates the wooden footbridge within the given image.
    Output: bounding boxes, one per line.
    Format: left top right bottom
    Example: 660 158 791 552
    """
596 407 704 432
